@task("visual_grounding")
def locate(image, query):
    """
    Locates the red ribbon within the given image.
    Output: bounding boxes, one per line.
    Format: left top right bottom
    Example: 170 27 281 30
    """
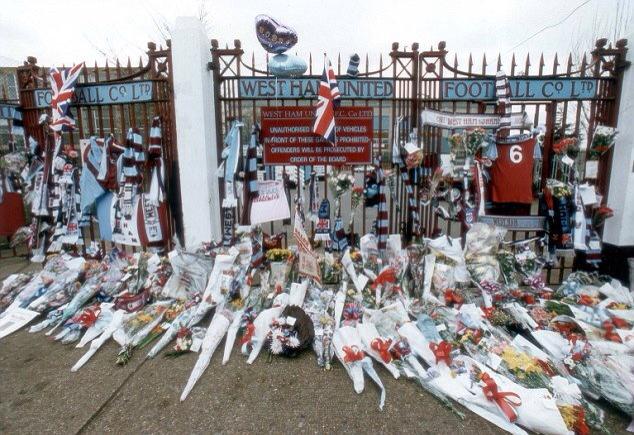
240 323 255 345
481 306 494 319
342 345 365 363
371 267 397 290
444 289 464 307
602 320 622 343
480 372 522 423
611 317 630 329
429 341 452 366
370 338 393 363
578 294 595 306
74 305 101 327
574 405 590 435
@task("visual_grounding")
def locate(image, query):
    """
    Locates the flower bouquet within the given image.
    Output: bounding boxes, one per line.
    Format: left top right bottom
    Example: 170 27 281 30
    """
53 303 103 345
180 307 234 400
589 125 617 158
465 128 486 158
332 325 386 409
303 285 336 369
328 170 355 215
591 205 613 229
71 309 125 372
465 362 569 435
319 253 342 285
161 250 213 300
113 300 173 365
464 223 504 285
0 273 35 314
267 248 293 292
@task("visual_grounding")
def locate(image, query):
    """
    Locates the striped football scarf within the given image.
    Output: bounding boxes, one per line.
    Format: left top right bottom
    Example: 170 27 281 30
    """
148 117 165 206
375 160 388 255
495 71 512 132
398 163 419 238
243 124 260 223
245 124 259 198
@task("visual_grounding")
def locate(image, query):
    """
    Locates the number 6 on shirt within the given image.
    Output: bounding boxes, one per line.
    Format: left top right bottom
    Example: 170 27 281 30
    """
509 144 523 164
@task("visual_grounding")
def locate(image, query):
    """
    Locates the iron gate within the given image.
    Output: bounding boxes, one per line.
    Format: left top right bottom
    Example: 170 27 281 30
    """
210 37 628 284
15 42 180 254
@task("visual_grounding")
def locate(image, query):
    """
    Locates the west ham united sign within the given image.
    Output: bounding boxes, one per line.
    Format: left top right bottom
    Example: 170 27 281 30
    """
238 77 599 101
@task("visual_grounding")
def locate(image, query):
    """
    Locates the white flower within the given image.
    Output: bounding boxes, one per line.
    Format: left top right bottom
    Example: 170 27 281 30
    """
270 338 284 354
288 336 300 348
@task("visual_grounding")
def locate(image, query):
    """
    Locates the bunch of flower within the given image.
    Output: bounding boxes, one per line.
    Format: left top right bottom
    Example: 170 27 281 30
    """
319 256 342 285
589 125 617 158
329 171 356 198
449 133 463 153
553 137 579 157
591 205 613 229
265 248 292 263
465 128 486 157
351 186 364 210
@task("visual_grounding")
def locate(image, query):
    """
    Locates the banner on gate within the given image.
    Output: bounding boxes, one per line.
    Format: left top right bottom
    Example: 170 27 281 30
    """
420 109 531 129
249 180 291 225
261 107 373 165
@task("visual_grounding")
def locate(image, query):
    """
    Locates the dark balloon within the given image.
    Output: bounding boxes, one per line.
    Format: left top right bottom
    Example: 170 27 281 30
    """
255 14 298 54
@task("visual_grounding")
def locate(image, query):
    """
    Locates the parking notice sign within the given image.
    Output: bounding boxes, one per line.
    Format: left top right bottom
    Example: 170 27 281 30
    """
261 106 373 166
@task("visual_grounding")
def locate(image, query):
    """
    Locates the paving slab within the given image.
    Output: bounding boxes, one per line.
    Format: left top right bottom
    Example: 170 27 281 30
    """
0 329 146 434
81 344 504 434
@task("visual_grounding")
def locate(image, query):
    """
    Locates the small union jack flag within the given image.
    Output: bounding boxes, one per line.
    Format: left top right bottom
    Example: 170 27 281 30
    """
312 59 340 145
49 63 84 132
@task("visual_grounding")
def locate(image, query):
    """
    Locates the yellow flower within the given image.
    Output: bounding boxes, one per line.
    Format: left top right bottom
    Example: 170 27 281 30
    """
501 346 541 374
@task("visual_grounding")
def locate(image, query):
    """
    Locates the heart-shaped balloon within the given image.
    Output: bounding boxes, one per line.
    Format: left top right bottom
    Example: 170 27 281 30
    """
255 14 298 54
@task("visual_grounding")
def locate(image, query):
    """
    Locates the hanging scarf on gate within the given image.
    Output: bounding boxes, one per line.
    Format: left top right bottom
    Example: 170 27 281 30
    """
473 158 486 217
242 124 260 223
222 120 243 208
307 170 319 221
398 160 419 239
245 124 260 199
147 116 166 206
495 71 512 134
314 198 331 242
331 216 348 251
375 159 388 256
118 128 143 219
391 116 403 166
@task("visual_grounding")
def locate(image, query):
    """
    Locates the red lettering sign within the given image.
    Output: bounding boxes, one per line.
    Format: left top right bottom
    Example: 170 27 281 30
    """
261 106 373 166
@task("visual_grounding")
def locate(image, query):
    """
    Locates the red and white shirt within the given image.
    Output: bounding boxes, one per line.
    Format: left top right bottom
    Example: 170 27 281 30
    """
490 135 538 204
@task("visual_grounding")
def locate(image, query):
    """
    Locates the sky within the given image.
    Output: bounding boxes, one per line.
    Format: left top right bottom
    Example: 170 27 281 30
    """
0 0 631 71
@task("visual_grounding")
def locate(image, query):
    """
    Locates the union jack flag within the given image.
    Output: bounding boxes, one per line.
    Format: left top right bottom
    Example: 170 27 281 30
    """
49 63 84 132
312 59 340 145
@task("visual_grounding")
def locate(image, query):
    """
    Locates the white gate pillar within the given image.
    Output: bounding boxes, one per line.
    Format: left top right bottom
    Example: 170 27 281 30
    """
171 17 221 247
604 20 634 247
